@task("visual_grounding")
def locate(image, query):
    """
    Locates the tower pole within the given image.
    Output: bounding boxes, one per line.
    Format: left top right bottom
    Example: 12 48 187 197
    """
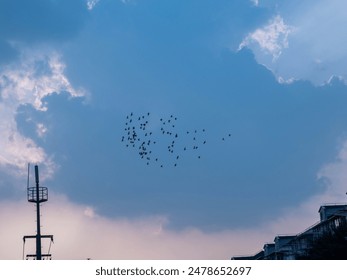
23 164 53 260
35 165 42 260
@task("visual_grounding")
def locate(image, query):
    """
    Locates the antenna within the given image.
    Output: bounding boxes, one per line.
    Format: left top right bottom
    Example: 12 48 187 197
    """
27 163 30 191
23 164 53 260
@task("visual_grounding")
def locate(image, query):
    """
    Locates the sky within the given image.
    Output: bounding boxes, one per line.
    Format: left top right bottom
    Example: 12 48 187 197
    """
1 0 347 259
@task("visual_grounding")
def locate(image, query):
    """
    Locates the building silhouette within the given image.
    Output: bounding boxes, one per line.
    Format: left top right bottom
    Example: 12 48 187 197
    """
231 204 347 260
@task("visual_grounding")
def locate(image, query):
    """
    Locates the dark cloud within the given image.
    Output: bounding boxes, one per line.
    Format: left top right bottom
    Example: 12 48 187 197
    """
10 0 347 232
0 0 88 63
0 0 88 42
30 48 347 231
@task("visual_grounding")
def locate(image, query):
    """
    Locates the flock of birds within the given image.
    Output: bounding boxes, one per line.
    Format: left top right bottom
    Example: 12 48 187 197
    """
121 112 231 167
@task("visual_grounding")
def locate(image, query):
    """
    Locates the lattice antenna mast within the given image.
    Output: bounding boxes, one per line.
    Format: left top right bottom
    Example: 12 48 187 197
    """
23 164 53 260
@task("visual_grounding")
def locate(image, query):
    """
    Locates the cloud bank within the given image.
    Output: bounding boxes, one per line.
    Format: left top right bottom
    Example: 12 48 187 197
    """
240 0 347 85
0 50 85 178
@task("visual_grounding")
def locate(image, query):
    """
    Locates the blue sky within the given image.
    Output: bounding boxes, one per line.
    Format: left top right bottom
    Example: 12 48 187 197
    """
1 0 347 259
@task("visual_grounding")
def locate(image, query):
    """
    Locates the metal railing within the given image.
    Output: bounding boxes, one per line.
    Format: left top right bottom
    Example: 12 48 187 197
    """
27 187 48 203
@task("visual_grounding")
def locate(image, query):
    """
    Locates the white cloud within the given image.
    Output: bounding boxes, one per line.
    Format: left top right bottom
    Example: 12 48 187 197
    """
86 0 130 10
0 50 85 178
36 123 48 138
86 0 100 10
251 0 259 6
239 15 294 60
0 51 84 111
239 0 347 85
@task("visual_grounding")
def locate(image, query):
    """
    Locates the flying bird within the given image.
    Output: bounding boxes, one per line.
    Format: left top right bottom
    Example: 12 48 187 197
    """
121 112 232 168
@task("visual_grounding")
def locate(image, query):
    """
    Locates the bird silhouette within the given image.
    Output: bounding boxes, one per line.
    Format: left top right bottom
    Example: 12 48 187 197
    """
121 112 232 168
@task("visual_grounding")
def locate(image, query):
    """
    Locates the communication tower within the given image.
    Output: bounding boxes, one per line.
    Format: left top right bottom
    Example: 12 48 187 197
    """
23 164 54 260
